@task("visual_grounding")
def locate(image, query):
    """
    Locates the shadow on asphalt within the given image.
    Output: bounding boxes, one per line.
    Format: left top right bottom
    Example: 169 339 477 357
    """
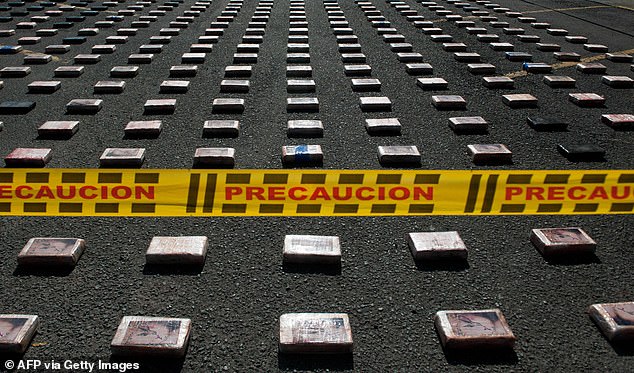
282 163 325 169
1 352 27 372
610 341 634 356
593 330 634 356
192 164 235 169
109 356 186 373
611 127 634 132
453 129 490 135
35 135 75 141
564 158 608 163
13 266 74 277
544 252 602 265
142 264 205 276
415 259 470 272
377 162 422 169
472 160 514 166
282 262 342 276
123 133 161 140
442 346 519 366
278 352 354 371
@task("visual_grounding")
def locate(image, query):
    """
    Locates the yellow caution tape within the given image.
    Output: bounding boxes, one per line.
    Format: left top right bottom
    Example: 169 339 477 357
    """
0 169 632 216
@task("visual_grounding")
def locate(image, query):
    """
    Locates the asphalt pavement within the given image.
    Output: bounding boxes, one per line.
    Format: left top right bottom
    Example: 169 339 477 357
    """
0 0 633 371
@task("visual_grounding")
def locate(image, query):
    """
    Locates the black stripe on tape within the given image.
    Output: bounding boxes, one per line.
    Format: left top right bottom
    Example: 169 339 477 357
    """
226 173 250 184
481 175 499 213
544 174 569 184
338 174 364 184
464 175 482 213
95 203 119 213
610 203 634 212
222 204 246 213
59 203 82 213
263 174 288 184
376 174 401 184
132 203 156 213
574 204 598 212
581 174 606 184
500 204 525 213
135 173 160 183
371 204 396 213
408 204 434 213
537 204 562 213
26 173 49 183
0 173 13 183
62 173 86 183
259 204 284 213
507 174 532 184
301 174 326 184
414 174 440 184
296 204 321 213
186 174 200 213
24 203 46 213
333 204 359 213
618 174 634 183
203 174 217 213
98 173 122 183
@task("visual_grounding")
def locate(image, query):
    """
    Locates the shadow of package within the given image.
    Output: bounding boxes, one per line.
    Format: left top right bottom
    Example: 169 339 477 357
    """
0 315 39 353
279 313 352 354
111 316 191 357
588 302 634 343
435 309 516 350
